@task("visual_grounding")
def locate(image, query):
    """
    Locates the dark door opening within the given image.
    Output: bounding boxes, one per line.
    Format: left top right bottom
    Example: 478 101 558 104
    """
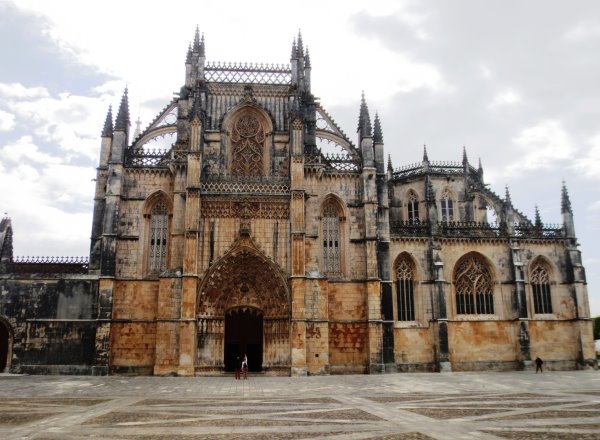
224 308 263 372
0 322 9 372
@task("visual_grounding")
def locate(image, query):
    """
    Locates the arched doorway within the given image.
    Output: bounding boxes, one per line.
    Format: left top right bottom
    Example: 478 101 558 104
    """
0 319 11 372
224 308 263 372
197 236 291 375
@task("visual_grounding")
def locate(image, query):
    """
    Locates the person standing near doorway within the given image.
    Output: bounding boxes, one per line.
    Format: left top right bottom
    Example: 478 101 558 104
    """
234 356 241 380
242 353 248 379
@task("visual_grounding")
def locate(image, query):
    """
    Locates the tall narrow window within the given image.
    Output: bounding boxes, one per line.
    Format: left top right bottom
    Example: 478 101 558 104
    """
441 189 454 222
396 256 415 321
322 201 340 274
455 255 494 315
231 113 265 177
149 202 168 273
407 191 419 224
531 261 553 314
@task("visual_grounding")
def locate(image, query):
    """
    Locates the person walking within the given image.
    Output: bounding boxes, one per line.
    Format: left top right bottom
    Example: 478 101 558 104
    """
535 357 544 373
234 356 241 380
242 353 248 380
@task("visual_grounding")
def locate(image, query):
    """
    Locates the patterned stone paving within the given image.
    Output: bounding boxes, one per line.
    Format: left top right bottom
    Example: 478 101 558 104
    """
0 371 599 439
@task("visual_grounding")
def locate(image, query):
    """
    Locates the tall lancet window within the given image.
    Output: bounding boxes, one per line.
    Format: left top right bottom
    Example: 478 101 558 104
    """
149 202 168 273
407 191 419 224
531 261 553 314
440 189 454 222
231 113 265 177
322 201 341 274
455 255 494 315
396 256 415 321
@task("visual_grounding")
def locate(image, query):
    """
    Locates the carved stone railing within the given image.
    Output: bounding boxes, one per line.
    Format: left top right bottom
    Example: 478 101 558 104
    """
438 221 503 238
205 62 292 85
389 220 430 237
9 256 89 274
125 147 171 167
200 177 290 196
392 162 477 180
514 223 564 239
305 153 362 172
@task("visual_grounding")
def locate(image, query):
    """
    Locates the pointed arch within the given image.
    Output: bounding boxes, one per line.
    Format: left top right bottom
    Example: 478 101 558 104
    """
223 103 273 178
0 316 13 372
454 252 495 315
439 187 456 222
141 191 172 275
405 189 420 224
529 256 554 314
320 194 347 276
393 252 417 321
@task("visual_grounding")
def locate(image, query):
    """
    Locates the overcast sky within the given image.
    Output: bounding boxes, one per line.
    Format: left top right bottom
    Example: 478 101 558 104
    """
1 0 599 315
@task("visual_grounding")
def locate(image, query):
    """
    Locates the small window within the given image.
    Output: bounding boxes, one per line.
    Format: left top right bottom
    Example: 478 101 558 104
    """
531 261 553 314
322 201 341 274
396 256 415 321
441 189 454 222
149 202 168 273
455 255 494 315
407 191 419 224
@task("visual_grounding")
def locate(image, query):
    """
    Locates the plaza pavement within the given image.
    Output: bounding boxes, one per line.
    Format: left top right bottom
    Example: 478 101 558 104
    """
1 370 599 439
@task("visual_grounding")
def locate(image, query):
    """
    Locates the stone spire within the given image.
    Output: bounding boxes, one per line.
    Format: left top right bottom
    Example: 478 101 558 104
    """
387 154 393 172
193 26 201 52
291 38 297 58
101 105 113 137
462 145 469 165
133 116 142 140
297 30 304 57
186 43 192 63
114 88 130 131
477 157 484 181
534 205 543 229
505 185 512 205
199 33 205 57
373 112 383 143
304 47 311 68
561 180 572 214
357 91 372 138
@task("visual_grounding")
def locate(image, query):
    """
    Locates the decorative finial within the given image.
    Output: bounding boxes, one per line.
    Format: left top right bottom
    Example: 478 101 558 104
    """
505 185 512 205
291 38 297 58
357 91 372 137
297 30 304 56
387 154 393 171
561 180 572 214
193 26 201 52
114 87 130 131
101 105 113 137
423 144 429 162
133 116 142 139
478 157 483 172
186 43 192 63
199 33 205 57
304 47 311 68
534 205 543 229
373 112 383 143
462 145 468 165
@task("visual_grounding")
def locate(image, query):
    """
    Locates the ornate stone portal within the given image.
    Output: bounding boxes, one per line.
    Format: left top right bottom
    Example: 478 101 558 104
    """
196 236 290 374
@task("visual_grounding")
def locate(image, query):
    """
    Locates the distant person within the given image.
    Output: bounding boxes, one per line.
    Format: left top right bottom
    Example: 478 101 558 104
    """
234 356 241 380
535 357 544 373
242 353 248 379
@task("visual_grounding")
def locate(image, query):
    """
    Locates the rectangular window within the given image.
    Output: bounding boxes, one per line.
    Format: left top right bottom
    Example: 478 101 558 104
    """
397 279 415 321
533 283 553 314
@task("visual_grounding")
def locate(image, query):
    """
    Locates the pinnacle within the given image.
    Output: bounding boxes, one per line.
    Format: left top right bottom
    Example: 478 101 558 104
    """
423 145 429 162
304 47 311 67
534 205 543 229
199 33 205 57
505 185 512 205
193 26 201 52
462 145 468 165
101 105 113 137
297 30 304 57
114 87 130 131
357 91 372 138
291 38 297 58
387 154 393 171
373 112 383 143
561 180 572 214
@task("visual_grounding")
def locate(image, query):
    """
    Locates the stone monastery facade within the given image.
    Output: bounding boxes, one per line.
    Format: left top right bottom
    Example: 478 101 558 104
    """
0 31 596 375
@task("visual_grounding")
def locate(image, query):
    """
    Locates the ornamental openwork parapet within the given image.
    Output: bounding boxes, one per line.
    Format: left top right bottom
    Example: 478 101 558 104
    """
204 61 292 85
9 256 89 274
392 162 478 180
514 223 564 239
304 153 361 172
389 220 430 237
125 147 172 167
200 177 290 195
438 221 504 238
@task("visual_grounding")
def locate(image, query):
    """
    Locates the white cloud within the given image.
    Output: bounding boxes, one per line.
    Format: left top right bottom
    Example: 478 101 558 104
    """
507 120 576 173
574 134 600 179
564 21 600 42
0 135 62 165
0 82 49 100
0 109 16 131
489 89 522 109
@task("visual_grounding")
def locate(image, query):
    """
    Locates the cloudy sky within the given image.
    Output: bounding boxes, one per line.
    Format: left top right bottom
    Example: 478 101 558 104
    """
1 0 599 315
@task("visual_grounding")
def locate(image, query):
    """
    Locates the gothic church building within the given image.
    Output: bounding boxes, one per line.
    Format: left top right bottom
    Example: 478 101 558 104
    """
0 31 596 375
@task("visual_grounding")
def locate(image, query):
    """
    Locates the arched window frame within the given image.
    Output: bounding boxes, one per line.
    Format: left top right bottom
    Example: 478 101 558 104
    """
406 190 420 224
440 188 455 222
140 192 172 276
529 258 554 315
320 196 346 277
394 254 416 321
454 253 495 316
223 105 273 179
